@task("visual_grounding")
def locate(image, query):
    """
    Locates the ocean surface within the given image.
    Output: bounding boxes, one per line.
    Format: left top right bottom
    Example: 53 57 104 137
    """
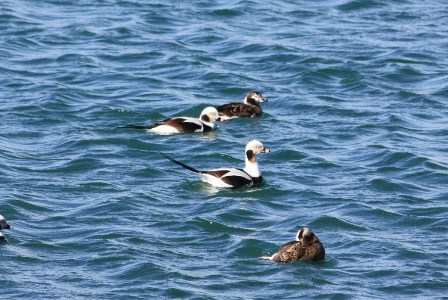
1 0 447 299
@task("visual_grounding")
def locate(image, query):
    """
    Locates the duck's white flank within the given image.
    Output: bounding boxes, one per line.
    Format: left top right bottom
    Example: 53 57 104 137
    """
148 117 201 135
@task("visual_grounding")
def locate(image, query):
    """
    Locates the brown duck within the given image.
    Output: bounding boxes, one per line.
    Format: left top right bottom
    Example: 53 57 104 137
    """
260 227 325 262
217 91 267 120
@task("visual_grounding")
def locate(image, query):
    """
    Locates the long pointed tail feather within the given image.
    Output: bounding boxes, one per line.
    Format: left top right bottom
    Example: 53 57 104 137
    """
118 124 154 130
160 152 201 173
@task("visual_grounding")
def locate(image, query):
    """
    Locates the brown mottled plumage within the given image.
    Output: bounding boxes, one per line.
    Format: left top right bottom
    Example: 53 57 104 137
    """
260 227 325 263
217 91 267 120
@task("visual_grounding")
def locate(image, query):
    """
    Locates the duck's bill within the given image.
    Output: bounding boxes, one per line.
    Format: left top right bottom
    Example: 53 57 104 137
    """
262 148 271 153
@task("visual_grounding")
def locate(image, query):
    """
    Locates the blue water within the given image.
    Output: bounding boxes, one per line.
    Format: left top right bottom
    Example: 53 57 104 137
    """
1 0 448 298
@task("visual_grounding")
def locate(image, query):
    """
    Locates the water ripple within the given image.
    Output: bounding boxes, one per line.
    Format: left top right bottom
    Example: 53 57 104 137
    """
1 0 448 298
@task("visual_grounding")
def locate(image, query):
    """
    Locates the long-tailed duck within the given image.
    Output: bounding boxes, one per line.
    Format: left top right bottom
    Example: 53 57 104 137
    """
217 91 267 121
122 107 220 134
260 227 325 263
160 140 270 188
0 231 6 241
0 214 12 230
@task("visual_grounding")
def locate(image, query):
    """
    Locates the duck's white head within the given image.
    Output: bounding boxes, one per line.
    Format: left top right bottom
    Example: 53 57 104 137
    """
200 107 220 123
245 140 270 163
244 91 267 105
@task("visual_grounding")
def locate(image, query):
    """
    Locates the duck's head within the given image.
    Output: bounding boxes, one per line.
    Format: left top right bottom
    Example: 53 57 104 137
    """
244 91 267 105
296 227 316 243
245 140 270 162
0 215 12 230
200 107 220 123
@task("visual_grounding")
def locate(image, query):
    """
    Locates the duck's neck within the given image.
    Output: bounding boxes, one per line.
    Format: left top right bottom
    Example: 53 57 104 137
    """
244 152 261 178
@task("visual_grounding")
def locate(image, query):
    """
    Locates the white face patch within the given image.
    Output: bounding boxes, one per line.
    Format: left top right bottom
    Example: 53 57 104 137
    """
207 112 218 122
246 140 265 155
254 93 263 101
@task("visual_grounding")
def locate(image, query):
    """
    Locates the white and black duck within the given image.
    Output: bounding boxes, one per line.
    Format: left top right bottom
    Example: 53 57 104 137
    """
122 107 220 134
160 140 270 188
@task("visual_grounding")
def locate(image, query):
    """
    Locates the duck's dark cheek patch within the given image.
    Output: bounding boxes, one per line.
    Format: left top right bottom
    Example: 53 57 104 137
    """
246 150 254 161
201 115 210 122
247 98 257 105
